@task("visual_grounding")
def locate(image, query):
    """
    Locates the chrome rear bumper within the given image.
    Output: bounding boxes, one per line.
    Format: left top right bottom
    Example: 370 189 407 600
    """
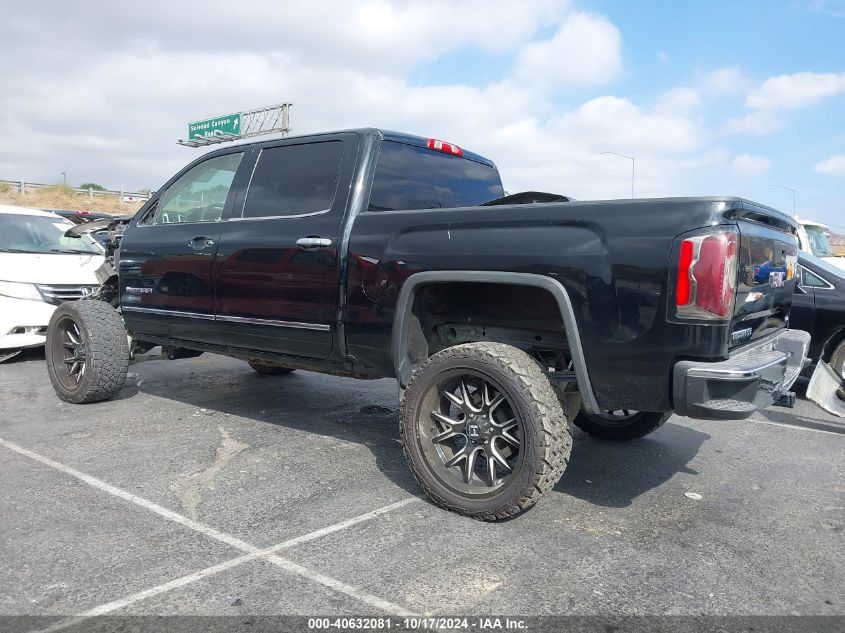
673 329 811 420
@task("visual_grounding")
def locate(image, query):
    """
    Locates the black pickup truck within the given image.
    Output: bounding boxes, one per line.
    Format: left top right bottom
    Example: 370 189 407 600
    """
47 128 811 520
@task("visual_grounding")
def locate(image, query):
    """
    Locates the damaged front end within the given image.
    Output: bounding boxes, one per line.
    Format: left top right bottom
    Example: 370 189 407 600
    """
64 216 131 306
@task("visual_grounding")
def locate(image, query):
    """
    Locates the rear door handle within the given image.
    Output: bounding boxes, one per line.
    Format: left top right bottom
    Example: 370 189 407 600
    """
296 237 332 249
188 237 215 250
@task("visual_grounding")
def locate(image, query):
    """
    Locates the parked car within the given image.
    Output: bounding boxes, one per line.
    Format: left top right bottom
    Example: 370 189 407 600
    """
0 205 104 362
46 128 811 520
790 251 845 378
796 217 845 272
49 210 115 225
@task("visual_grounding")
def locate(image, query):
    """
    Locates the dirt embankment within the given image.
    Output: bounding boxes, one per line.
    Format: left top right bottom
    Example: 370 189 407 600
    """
0 183 145 215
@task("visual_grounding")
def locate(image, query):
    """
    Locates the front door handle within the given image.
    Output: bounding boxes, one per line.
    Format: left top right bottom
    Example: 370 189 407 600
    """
188 237 215 250
296 237 332 249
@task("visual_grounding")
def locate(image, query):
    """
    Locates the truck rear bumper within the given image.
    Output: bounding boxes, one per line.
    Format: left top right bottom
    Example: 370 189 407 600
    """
673 329 811 420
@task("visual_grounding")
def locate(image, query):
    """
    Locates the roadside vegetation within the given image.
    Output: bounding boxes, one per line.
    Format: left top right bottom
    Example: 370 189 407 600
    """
0 182 144 215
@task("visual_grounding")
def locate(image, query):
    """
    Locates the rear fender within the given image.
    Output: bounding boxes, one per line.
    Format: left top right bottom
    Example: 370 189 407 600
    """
391 270 602 414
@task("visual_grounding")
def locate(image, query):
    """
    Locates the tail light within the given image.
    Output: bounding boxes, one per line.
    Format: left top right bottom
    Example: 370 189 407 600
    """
675 228 738 320
426 138 463 157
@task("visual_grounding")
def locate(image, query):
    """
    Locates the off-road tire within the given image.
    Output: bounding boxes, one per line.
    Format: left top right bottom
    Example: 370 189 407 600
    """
400 342 572 521
248 362 295 376
46 300 129 404
830 340 845 379
573 409 669 442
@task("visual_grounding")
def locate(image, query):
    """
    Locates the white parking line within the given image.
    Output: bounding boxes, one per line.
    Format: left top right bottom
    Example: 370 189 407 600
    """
0 437 419 628
0 438 257 553
748 418 845 436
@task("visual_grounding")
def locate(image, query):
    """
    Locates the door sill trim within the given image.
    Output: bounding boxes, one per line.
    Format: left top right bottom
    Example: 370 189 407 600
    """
121 305 330 331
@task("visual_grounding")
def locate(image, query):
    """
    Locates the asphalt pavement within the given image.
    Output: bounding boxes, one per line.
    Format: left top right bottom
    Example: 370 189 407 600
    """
0 348 843 629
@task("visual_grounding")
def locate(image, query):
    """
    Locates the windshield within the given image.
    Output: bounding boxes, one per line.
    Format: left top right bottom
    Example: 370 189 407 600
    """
0 213 103 255
804 225 834 257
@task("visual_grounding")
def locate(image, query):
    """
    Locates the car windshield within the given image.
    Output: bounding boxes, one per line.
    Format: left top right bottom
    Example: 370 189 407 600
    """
800 252 845 282
804 225 834 257
0 213 103 255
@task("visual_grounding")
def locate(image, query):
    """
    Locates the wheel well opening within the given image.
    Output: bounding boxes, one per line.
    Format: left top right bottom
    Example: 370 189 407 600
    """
403 282 571 375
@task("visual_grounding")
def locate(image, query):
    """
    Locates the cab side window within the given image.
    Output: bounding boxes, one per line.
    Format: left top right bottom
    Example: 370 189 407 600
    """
154 152 244 224
241 141 344 219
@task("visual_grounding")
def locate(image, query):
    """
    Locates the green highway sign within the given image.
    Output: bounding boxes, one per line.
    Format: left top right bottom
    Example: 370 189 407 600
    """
188 113 241 140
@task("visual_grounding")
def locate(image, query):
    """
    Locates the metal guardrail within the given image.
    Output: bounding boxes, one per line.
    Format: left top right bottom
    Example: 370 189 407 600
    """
0 179 151 202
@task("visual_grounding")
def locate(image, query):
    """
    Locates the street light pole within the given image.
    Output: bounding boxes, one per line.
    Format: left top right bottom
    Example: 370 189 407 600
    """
61 172 66 185
769 184 796 217
601 152 635 199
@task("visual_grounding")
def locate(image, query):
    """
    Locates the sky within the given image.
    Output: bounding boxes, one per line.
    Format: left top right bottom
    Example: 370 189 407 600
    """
1 0 843 229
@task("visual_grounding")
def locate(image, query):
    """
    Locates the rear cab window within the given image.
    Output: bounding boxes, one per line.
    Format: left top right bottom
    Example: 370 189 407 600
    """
368 140 504 211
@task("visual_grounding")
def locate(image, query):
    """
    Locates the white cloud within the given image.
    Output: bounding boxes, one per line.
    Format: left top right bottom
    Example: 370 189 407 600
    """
746 71 845 110
723 110 782 135
0 0 837 218
655 87 701 115
657 51 669 63
731 154 771 178
696 67 749 95
547 96 700 154
2 1 572 77
794 0 845 18
815 155 845 175
512 12 623 89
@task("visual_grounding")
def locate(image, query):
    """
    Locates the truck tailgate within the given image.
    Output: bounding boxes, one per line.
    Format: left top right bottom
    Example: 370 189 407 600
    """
732 215 799 348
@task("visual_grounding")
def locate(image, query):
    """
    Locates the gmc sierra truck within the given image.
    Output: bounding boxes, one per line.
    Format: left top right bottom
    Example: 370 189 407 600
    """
47 128 811 521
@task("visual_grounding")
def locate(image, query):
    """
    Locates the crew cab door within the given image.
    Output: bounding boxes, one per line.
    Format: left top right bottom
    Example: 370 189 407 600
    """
119 150 247 345
214 133 358 359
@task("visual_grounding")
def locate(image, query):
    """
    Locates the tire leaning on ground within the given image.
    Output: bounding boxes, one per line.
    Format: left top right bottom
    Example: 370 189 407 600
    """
830 340 845 380
45 300 129 404
400 342 572 521
573 408 670 442
248 362 295 376
830 340 845 403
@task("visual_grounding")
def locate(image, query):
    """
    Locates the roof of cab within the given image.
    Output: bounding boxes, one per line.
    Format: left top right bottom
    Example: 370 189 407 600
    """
219 127 497 168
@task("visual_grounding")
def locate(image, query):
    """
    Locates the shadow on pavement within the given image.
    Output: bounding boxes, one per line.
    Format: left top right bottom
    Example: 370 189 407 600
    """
134 359 423 497
556 422 710 508
5 347 714 511
757 407 845 434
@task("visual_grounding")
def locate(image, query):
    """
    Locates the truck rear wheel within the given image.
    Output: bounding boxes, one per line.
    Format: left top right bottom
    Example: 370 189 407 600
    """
46 300 129 404
248 362 295 376
400 342 572 521
573 408 669 441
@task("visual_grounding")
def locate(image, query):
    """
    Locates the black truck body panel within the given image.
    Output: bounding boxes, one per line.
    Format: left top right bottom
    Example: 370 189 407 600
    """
116 128 802 416
346 197 797 412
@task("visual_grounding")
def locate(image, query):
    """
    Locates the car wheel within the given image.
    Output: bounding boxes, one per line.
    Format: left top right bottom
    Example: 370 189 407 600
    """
248 361 295 376
400 342 572 521
45 300 129 404
830 340 845 380
573 408 669 442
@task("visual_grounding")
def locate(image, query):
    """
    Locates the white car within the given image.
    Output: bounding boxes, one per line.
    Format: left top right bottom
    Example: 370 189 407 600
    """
0 205 105 361
797 218 845 272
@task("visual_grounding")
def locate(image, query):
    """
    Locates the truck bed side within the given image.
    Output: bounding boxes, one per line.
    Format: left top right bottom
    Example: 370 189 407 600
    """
345 197 798 413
